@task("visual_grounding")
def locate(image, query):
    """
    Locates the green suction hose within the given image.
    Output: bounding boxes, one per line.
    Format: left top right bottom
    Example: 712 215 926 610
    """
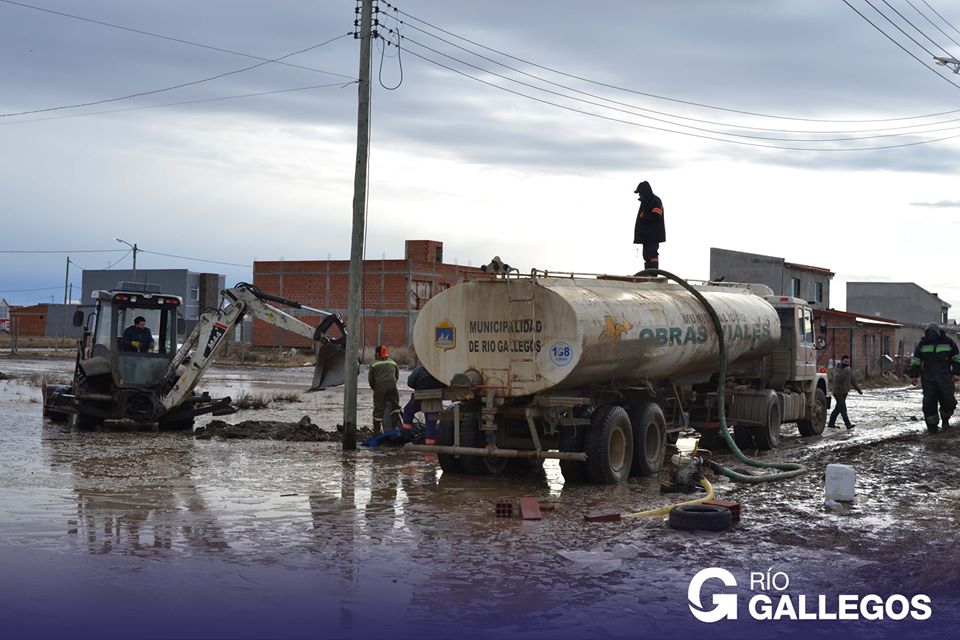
638 268 806 483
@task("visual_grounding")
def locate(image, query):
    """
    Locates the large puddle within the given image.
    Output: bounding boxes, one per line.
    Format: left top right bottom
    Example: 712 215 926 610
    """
1 358 957 639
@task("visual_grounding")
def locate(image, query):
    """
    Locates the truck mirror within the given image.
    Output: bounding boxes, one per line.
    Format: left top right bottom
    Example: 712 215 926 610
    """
72 310 84 327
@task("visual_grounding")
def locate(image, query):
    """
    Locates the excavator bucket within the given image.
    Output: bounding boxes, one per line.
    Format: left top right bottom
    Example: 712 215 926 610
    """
310 343 346 390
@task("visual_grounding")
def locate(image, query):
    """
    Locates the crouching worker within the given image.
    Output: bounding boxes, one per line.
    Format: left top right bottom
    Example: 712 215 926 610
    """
402 364 446 445
368 345 400 434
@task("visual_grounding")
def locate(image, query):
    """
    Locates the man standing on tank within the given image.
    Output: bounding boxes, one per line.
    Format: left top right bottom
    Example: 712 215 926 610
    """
633 180 665 271
908 322 960 433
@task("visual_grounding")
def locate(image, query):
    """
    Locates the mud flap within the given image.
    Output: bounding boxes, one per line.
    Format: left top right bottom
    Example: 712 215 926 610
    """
310 343 346 390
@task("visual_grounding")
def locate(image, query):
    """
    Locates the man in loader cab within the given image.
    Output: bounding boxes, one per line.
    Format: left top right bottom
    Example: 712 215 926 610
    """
368 345 400 434
908 323 960 433
119 316 155 353
633 180 665 271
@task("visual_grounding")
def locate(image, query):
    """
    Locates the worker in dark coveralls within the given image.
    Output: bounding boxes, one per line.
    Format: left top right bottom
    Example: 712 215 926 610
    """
401 364 446 444
827 355 862 430
633 180 665 271
119 316 155 352
908 322 960 433
368 345 401 434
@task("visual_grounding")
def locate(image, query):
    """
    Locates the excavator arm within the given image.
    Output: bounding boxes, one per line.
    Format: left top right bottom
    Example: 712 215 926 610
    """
160 283 346 413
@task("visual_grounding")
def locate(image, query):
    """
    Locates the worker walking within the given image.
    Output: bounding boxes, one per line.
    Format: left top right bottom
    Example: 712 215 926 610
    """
908 323 960 433
827 355 862 430
368 345 400 434
633 180 665 271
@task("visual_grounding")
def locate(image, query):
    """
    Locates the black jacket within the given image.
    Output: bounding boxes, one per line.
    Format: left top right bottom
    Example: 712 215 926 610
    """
407 365 444 390
119 325 154 352
907 332 960 379
633 181 665 244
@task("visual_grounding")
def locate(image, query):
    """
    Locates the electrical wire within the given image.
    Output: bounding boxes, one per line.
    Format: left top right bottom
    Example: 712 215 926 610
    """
378 21 403 90
922 0 960 36
0 249 124 254
396 32 960 142
842 0 960 91
0 33 352 118
906 0 960 48
105 249 132 269
0 285 62 293
868 0 941 57
0 0 355 80
384 18 960 135
0 81 358 127
137 249 250 268
382 0 960 123
395 40 960 151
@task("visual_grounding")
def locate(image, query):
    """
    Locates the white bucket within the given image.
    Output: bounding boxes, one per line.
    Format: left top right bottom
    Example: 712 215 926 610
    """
825 464 856 502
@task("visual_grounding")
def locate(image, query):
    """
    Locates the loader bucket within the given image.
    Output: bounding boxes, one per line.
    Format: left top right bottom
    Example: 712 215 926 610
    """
310 343 346 390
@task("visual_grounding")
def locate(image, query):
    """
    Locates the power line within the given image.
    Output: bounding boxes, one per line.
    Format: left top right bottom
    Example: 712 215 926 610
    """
385 20 960 137
138 250 251 268
396 34 960 144
0 249 124 254
0 285 61 293
869 0 942 57
395 41 960 151
905 0 960 49
0 0 355 80
105 249 132 269
0 80 358 127
0 33 352 118
922 0 960 36
383 0 960 123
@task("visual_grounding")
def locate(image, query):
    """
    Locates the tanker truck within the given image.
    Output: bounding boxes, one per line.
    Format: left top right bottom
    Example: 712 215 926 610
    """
407 270 829 484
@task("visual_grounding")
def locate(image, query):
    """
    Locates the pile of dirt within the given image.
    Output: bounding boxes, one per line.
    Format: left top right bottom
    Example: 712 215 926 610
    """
194 416 377 442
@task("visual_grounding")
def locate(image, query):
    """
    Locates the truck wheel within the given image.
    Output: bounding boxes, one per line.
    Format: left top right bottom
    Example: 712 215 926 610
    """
585 405 633 484
559 425 588 484
797 388 828 437
668 504 732 531
753 393 782 450
732 425 755 451
436 418 463 474
629 403 666 477
458 414 508 476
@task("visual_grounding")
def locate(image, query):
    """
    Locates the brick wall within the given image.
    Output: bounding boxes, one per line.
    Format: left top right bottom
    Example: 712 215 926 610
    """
9 304 48 336
251 242 488 351
815 310 898 378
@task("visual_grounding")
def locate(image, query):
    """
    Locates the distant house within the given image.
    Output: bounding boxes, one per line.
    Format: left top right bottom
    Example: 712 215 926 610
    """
710 248 833 310
814 309 900 378
0 297 9 332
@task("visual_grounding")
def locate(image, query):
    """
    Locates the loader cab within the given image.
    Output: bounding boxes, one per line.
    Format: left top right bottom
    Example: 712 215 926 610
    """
89 284 182 386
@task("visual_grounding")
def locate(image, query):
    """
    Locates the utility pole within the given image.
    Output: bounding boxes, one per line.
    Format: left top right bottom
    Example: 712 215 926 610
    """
62 257 70 347
343 0 374 451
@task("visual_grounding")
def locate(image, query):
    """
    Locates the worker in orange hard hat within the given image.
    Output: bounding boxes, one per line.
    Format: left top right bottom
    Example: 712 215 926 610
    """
633 180 665 271
368 345 401 434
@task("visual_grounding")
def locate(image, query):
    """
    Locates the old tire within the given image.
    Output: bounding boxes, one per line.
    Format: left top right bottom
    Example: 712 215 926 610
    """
585 405 633 484
753 393 782 450
558 425 588 484
458 414 508 476
797 388 828 437
436 418 463 474
668 504 732 531
629 403 666 477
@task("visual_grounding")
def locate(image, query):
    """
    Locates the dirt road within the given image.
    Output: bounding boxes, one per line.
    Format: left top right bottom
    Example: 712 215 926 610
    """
1 358 957 639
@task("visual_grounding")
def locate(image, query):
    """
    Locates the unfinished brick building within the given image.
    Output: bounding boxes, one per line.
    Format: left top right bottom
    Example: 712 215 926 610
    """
252 240 488 351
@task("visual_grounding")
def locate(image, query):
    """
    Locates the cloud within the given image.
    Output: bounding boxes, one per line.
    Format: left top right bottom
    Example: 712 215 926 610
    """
910 200 960 208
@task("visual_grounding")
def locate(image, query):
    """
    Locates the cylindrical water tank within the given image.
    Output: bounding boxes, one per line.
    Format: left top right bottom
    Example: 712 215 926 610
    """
413 276 781 397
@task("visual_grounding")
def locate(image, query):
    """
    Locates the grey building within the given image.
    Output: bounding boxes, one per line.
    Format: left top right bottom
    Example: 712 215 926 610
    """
846 282 951 326
710 248 833 309
0 297 9 332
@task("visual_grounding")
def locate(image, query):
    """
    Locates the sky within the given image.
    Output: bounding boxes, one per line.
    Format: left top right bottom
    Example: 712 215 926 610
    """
1 0 958 316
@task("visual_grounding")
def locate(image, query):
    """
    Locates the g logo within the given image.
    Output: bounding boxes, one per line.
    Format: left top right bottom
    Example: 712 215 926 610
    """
688 568 738 622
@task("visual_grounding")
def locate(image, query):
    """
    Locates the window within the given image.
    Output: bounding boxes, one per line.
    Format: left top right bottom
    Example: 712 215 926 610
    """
791 278 801 298
412 280 433 308
815 282 824 304
189 286 199 301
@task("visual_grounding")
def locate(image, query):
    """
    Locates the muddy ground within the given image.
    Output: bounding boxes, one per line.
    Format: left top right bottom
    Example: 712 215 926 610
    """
0 357 958 639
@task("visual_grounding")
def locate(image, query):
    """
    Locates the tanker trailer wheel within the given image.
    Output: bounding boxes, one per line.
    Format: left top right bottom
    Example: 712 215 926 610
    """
797 388 828 437
458 413 508 476
733 425 756 451
436 418 464 474
628 403 666 477
585 405 633 484
559 425 588 484
753 393 782 450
